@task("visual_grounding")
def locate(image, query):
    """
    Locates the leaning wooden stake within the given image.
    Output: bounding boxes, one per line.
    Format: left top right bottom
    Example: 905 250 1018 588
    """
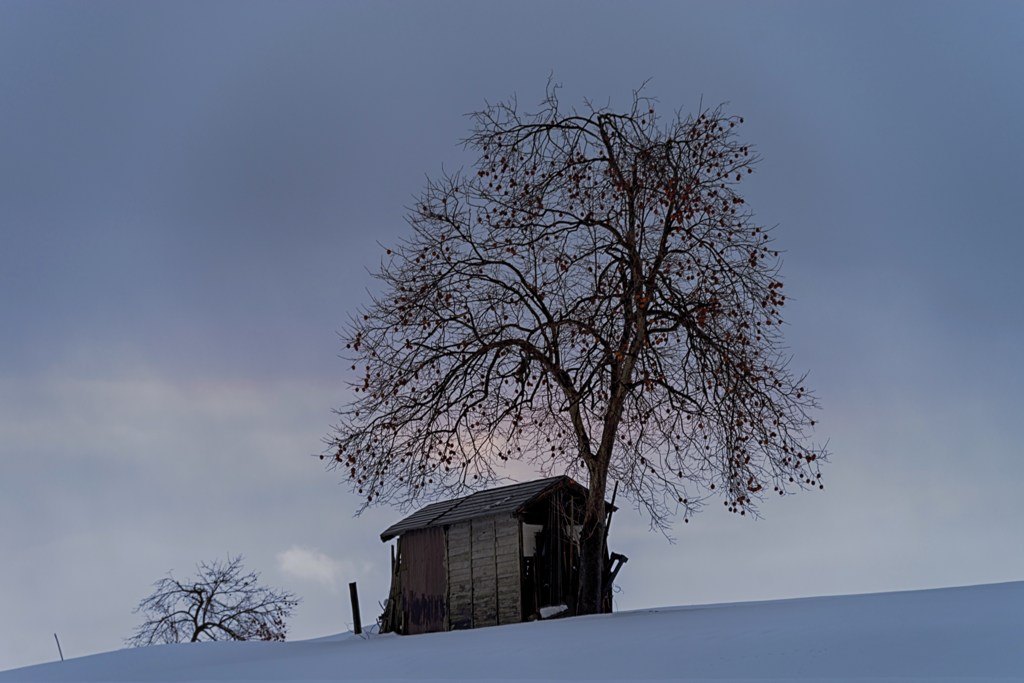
602 480 619 553
600 481 620 613
53 633 64 662
380 543 403 634
349 582 363 635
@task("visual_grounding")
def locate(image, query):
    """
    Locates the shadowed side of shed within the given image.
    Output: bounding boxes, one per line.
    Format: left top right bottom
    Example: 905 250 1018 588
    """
397 526 447 634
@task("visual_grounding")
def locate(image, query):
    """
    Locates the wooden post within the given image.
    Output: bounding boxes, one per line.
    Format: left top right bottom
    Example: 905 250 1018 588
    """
602 481 619 552
349 581 362 635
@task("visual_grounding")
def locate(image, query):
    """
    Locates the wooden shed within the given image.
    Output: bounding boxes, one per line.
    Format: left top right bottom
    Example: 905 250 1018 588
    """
378 476 625 635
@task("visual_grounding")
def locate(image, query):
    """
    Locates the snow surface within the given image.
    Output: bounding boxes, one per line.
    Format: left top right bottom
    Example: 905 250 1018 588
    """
2 581 1021 682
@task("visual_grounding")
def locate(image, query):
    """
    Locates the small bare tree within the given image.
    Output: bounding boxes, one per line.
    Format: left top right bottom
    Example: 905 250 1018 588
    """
126 555 299 646
326 83 827 615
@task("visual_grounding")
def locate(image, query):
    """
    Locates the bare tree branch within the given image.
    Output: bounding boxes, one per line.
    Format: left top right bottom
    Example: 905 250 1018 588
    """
324 84 828 615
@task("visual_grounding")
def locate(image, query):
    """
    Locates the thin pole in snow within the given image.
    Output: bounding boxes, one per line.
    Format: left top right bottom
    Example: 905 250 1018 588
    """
53 633 64 662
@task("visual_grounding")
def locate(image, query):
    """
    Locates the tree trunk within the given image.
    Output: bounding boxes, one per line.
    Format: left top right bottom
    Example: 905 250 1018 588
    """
576 464 608 615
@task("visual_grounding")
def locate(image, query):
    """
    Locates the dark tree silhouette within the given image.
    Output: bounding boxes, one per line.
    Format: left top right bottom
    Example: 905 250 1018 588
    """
326 84 827 615
126 555 299 646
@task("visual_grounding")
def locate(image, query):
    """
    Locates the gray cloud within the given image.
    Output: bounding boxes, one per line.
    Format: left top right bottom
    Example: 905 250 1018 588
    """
2 0 1023 671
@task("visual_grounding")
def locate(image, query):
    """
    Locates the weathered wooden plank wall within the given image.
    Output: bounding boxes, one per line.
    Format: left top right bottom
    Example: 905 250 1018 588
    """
494 514 522 625
470 516 498 626
399 526 447 635
446 521 473 630
445 514 523 629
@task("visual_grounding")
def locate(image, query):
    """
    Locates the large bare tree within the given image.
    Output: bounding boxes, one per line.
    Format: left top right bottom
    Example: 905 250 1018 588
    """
126 555 299 646
326 84 827 615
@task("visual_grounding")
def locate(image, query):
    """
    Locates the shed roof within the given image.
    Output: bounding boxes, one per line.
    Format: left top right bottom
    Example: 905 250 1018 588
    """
380 476 594 541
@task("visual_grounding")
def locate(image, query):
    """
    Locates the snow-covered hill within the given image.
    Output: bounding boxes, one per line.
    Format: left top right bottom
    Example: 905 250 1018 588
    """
3 581 1022 682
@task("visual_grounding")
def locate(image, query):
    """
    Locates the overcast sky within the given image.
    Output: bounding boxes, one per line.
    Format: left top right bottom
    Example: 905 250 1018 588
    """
3 0 1023 672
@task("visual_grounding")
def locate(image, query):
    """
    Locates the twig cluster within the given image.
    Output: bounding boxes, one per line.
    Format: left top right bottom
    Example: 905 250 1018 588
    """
126 555 299 646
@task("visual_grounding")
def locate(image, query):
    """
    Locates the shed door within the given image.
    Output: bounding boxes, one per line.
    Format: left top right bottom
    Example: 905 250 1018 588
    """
399 526 448 634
